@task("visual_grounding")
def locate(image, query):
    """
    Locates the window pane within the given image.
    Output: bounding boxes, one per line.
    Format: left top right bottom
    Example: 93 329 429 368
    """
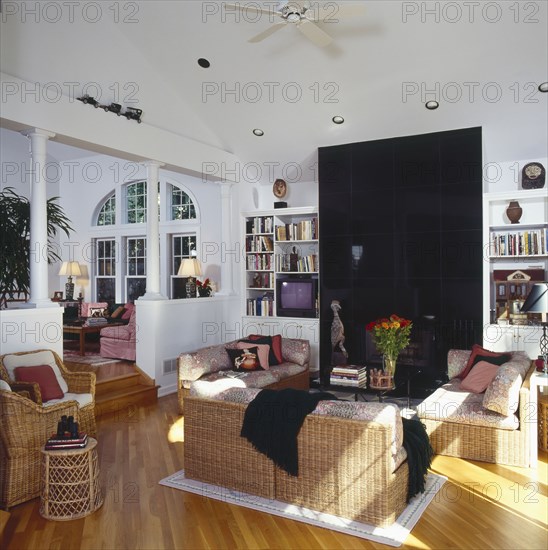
96 278 116 303
127 278 146 302
97 194 116 226
126 181 147 224
171 234 196 276
170 184 197 220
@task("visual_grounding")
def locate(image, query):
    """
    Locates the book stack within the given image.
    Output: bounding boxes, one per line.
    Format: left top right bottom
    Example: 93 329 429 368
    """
85 317 107 326
45 433 88 450
45 415 88 450
330 365 367 388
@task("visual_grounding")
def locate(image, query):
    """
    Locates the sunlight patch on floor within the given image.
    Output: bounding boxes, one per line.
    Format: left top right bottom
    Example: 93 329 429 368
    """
168 416 185 443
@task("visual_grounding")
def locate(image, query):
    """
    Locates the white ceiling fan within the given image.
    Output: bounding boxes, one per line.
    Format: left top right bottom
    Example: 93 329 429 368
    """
225 1 365 47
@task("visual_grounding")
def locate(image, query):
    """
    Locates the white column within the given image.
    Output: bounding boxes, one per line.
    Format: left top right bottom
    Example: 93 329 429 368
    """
140 160 166 301
217 182 235 295
22 128 57 308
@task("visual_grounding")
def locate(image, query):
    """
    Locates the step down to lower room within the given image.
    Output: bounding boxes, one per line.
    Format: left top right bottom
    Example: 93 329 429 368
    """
95 375 159 419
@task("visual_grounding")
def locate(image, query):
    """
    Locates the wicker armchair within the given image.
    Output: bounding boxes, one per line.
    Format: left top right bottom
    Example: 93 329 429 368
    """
0 349 97 509
0 387 81 509
0 350 96 437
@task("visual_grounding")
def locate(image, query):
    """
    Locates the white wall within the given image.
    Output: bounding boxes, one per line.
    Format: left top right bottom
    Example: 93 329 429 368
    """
0 308 64 356
135 295 241 395
53 152 224 302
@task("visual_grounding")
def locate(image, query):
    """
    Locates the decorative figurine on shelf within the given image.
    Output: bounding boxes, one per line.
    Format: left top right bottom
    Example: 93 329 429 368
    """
330 300 348 365
289 246 299 272
273 178 288 208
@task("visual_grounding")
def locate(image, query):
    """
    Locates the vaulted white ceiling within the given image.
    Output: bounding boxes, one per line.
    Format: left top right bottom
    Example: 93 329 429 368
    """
1 1 547 184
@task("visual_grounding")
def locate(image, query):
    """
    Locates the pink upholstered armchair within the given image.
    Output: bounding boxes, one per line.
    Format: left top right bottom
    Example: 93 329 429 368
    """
100 310 136 361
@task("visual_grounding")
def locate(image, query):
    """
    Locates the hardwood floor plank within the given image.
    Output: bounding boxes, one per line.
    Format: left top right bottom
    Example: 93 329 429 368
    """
2 393 547 550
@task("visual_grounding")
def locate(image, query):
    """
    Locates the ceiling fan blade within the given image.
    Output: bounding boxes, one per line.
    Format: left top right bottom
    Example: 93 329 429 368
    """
248 22 286 43
224 2 281 17
328 4 366 18
296 19 333 47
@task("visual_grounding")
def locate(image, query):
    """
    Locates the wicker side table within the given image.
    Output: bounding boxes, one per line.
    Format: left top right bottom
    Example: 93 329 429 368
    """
40 437 103 521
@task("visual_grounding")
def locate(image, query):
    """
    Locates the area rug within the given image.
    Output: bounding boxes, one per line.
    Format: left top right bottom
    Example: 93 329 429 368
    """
159 470 446 547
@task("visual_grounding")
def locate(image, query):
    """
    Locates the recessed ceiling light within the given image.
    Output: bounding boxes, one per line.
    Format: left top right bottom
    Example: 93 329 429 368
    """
425 101 439 110
197 58 210 68
539 82 548 93
332 116 344 124
253 129 264 137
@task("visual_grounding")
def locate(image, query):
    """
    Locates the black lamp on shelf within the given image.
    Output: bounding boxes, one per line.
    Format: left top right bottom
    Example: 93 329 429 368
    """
521 282 548 376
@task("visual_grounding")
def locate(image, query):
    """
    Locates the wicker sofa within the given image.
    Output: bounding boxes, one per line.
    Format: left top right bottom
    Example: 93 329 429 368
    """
177 337 310 414
417 348 534 467
184 388 409 528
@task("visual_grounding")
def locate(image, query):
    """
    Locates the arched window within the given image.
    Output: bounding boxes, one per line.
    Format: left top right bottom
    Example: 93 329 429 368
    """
92 179 200 302
96 194 116 226
170 184 196 221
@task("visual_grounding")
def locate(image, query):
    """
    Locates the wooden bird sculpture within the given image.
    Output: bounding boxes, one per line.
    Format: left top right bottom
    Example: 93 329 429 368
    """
330 300 348 358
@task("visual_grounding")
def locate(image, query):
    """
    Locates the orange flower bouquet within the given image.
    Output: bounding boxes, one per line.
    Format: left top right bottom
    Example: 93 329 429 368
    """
366 314 413 376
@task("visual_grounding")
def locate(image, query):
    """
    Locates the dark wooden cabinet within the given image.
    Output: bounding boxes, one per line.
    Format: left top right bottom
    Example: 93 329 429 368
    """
319 127 483 385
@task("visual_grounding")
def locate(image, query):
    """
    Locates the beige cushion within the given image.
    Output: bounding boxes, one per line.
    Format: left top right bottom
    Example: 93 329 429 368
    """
43 392 93 408
0 379 11 392
2 351 69 394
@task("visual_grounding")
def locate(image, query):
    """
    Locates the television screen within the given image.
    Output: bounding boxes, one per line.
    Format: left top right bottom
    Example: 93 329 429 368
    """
280 281 314 309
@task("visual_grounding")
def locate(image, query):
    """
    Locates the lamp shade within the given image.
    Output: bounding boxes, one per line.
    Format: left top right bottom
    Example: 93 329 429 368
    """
520 283 548 314
58 261 81 277
177 258 202 278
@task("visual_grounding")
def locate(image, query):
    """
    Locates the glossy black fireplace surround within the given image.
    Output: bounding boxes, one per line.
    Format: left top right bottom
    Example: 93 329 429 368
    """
318 127 483 388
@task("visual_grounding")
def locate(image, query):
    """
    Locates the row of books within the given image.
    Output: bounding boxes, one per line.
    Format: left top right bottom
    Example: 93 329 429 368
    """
490 229 547 257
275 218 318 241
246 216 273 235
246 254 273 271
275 253 318 273
248 272 274 289
45 433 88 451
246 235 274 252
329 365 367 388
246 296 274 317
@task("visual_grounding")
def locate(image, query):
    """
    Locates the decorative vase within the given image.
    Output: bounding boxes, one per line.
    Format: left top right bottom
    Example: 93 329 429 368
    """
198 288 211 297
384 355 397 377
506 201 523 224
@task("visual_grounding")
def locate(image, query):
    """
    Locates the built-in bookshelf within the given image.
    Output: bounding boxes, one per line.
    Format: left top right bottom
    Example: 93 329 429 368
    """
243 207 319 319
483 184 548 354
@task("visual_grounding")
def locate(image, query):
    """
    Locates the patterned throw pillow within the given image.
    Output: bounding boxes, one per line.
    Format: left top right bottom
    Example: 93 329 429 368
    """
241 336 280 366
236 341 270 370
226 347 262 372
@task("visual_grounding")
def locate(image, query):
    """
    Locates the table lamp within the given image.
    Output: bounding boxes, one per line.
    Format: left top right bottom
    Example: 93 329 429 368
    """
177 258 202 298
58 261 81 301
521 282 548 376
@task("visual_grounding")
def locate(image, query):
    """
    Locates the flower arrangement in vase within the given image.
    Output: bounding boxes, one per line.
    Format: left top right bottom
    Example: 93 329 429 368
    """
366 314 413 384
196 278 213 297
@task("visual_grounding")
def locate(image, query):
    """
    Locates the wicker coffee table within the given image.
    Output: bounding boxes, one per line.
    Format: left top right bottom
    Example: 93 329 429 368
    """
40 437 103 521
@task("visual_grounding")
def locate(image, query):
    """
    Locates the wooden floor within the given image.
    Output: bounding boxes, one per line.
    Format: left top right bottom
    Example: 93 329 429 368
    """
2 393 547 549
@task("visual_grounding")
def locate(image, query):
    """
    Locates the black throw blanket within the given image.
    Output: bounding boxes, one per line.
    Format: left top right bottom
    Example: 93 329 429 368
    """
402 417 434 502
240 388 336 476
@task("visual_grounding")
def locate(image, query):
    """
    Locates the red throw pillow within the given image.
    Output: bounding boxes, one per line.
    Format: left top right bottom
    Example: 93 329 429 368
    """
14 365 64 402
121 303 134 320
247 334 283 364
460 361 500 393
458 344 510 380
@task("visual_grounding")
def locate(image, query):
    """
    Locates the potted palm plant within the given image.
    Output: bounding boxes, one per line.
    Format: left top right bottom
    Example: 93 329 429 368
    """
0 187 73 309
